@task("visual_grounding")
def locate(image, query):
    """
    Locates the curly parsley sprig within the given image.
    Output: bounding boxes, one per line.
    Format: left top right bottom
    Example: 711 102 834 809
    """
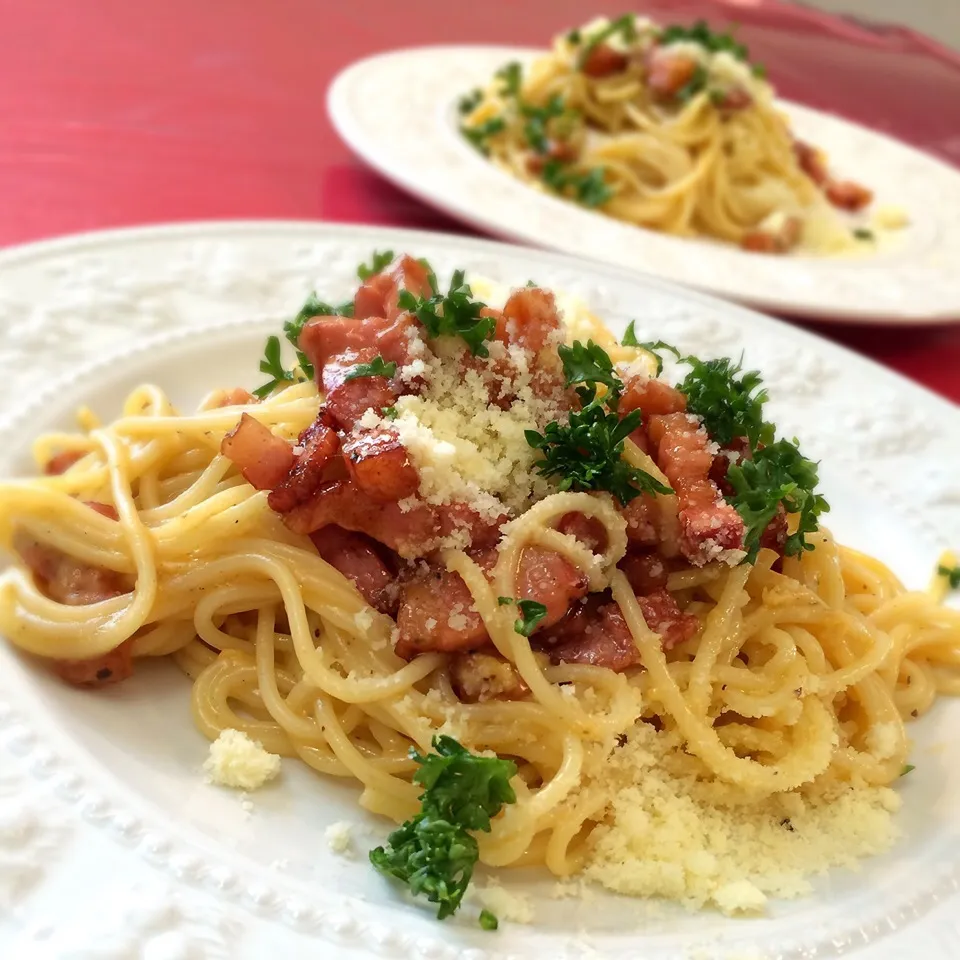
397 269 495 357
726 439 829 560
526 340 673 502
370 736 517 923
628 339 828 556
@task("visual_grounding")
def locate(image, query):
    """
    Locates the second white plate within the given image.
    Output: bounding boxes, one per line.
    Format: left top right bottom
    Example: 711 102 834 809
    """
328 45 960 324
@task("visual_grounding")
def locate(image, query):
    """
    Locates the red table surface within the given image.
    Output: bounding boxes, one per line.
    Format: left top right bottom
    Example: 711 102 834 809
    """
1 0 959 402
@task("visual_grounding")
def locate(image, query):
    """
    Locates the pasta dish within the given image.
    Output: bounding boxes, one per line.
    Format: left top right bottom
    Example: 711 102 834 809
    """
459 15 906 256
1 252 957 924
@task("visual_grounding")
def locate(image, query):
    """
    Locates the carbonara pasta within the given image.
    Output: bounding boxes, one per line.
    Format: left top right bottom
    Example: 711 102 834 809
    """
0 253 956 918
460 15 902 255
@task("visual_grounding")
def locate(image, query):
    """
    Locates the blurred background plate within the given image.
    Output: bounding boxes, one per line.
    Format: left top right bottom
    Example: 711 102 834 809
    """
328 44 960 323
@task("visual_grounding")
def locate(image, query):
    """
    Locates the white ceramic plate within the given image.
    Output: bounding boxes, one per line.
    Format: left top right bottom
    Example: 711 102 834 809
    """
1 222 959 960
328 45 960 324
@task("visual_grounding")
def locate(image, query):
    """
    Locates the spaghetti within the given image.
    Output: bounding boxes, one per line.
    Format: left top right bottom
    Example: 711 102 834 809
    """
0 254 957 915
460 15 887 255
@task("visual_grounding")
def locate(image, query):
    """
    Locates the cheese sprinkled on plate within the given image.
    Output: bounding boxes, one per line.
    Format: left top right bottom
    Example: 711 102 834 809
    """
203 729 281 790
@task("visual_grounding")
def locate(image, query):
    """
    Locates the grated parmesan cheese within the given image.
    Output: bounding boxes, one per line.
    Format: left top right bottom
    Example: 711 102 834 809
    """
203 729 281 790
325 820 355 855
580 723 901 915
473 879 535 924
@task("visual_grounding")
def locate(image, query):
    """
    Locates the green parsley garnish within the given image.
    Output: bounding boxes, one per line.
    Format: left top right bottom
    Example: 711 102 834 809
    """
496 61 523 99
938 564 960 589
901 764 916 776
679 355 774 450
397 269 496 357
660 20 749 61
622 330 678 378
357 250 395 281
369 736 517 920
557 340 622 404
660 20 766 92
853 228 875 242
514 600 548 637
541 159 612 208
636 340 828 557
458 89 483 115
254 335 299 399
520 95 566 154
343 355 397 382
566 28 582 45
382 406 398 421
676 63 709 104
621 320 641 348
577 13 638 68
461 116 507 155
479 909 499 931
497 596 514 606
726 439 829 560
526 340 673 503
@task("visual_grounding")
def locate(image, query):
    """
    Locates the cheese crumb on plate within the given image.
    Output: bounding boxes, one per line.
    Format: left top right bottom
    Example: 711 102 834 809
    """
203 729 281 790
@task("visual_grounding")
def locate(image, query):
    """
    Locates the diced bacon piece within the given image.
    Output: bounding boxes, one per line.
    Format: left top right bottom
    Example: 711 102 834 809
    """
637 588 699 649
628 426 651 454
298 312 420 376
825 180 873 212
619 551 669 595
321 349 399 430
221 414 296 491
451 651 529 702
211 387 256 408
581 42 629 78
394 567 487 659
794 139 828 185
525 139 580 174
310 525 398 614
516 546 589 630
760 503 788 555
741 216 801 254
645 47 698 99
84 501 119 522
283 481 439 558
709 436 752 494
436 503 507 550
267 413 341 514
546 602 640 671
648 413 745 565
556 512 608 553
620 375 687 417
354 255 435 321
53 637 135 688
342 428 419 503
353 273 395 322
621 494 660 547
44 450 84 475
535 593 604 647
14 533 126 608
497 287 562 354
545 591 697 670
647 413 713 475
